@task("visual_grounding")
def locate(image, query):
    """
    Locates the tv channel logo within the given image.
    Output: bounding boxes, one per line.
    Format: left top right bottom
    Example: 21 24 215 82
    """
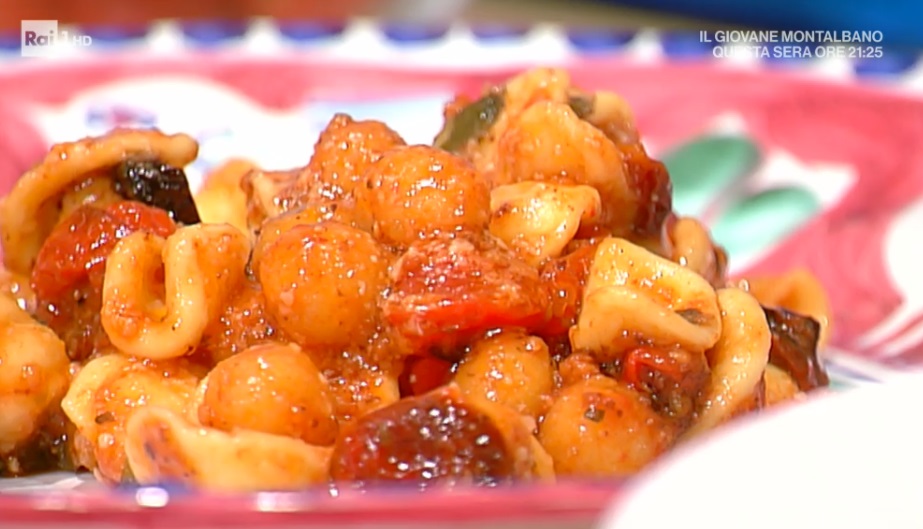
21 20 93 57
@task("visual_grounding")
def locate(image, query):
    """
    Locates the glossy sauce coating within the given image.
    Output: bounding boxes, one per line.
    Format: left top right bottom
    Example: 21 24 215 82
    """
198 343 338 446
31 202 176 360
258 221 390 350
0 69 830 488
538 377 674 477
279 114 406 208
198 281 276 366
357 145 491 248
454 329 555 418
329 385 520 487
383 232 550 358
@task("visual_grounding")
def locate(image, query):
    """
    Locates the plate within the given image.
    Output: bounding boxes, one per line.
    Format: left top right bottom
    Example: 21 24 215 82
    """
600 370 923 529
0 18 922 527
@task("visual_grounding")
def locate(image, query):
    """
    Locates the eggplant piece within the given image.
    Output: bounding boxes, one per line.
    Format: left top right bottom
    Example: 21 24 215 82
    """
435 88 505 154
434 88 603 155
113 159 201 225
763 307 829 392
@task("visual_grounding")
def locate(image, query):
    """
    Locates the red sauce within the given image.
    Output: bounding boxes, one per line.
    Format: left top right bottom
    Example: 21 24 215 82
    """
538 241 599 337
398 356 455 397
31 201 177 360
382 232 550 359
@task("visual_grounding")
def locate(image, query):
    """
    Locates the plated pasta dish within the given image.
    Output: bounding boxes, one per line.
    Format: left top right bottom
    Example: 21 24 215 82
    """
0 68 831 490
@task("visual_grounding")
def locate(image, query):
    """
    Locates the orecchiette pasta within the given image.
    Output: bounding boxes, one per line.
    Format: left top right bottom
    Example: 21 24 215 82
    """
570 237 722 359
488 181 602 266
580 90 640 145
684 288 772 438
61 354 203 483
194 159 253 237
101 224 250 360
0 67 830 488
0 129 197 276
124 406 332 492
669 216 728 288
740 268 832 350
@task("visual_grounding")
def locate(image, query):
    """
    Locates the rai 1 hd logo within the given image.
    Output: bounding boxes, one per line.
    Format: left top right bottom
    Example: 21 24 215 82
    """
20 20 93 57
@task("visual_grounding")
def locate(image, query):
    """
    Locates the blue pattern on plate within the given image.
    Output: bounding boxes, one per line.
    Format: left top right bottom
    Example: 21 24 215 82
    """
659 31 717 59
852 49 920 77
277 21 346 41
470 24 530 41
381 23 449 43
566 28 635 51
77 25 150 44
0 32 21 51
180 20 250 45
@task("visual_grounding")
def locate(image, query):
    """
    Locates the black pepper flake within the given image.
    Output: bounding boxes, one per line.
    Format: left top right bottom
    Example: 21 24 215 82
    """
583 405 605 423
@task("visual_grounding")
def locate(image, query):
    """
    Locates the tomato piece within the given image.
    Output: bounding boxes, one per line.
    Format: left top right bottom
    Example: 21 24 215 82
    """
398 356 454 397
618 347 709 424
382 232 550 359
31 201 176 360
538 242 599 337
329 385 517 487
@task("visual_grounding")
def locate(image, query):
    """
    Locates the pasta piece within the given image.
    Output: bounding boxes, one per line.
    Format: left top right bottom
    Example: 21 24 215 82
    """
454 329 555 418
60 355 202 483
488 181 602 266
194 159 252 236
528 435 556 482
32 201 178 361
669 216 728 288
241 167 299 231
0 129 197 276
579 90 640 145
0 289 35 326
684 288 772 438
357 145 491 248
570 237 722 360
258 221 389 350
0 267 34 314
124 406 331 492
0 295 71 455
58 174 123 223
101 224 250 360
740 268 832 350
197 343 338 446
763 364 803 407
538 376 674 477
